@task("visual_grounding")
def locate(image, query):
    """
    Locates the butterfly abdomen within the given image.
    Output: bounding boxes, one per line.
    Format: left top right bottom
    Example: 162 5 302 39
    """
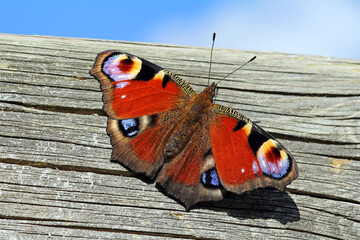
164 122 196 159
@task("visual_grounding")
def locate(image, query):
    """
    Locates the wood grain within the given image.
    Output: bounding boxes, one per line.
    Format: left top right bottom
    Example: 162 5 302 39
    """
0 33 359 239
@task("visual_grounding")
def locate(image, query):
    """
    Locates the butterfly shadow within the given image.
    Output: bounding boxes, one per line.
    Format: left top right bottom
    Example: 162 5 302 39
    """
114 160 299 224
135 173 300 224
196 188 300 224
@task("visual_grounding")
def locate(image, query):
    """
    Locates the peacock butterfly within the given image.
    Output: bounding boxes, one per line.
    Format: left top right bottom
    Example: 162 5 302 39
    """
90 46 298 210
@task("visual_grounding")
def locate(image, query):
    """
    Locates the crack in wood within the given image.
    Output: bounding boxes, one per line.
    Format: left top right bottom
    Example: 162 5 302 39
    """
218 86 360 97
1 100 105 116
29 223 204 240
272 132 360 146
311 153 360 162
287 188 360 205
0 79 98 91
0 158 133 177
305 205 360 224
0 215 73 223
0 134 108 149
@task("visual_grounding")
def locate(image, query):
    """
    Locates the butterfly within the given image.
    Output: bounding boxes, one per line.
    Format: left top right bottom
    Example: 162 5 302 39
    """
90 50 298 210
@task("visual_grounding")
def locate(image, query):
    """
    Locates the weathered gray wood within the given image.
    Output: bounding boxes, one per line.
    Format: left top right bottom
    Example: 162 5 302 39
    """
0 33 359 239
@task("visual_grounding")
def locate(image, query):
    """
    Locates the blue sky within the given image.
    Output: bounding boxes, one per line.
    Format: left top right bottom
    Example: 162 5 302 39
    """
1 0 360 59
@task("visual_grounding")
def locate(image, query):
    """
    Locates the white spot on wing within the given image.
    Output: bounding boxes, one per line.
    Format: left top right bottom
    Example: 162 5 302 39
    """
116 81 129 89
257 150 270 174
253 161 259 174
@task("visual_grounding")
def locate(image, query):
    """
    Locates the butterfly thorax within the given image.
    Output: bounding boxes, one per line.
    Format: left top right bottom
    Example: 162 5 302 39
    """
202 83 216 100
163 88 214 160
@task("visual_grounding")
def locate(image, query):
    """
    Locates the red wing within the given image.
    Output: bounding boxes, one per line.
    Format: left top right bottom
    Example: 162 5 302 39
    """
90 51 196 119
209 105 298 194
156 126 225 210
91 51 196 178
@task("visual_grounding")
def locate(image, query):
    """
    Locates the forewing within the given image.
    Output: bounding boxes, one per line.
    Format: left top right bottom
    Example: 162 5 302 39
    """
90 51 195 119
90 51 195 177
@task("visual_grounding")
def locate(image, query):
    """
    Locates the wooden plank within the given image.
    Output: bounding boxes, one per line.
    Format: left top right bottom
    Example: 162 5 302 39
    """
0 33 359 239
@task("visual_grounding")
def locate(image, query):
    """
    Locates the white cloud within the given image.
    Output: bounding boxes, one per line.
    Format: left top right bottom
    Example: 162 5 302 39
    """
145 0 360 59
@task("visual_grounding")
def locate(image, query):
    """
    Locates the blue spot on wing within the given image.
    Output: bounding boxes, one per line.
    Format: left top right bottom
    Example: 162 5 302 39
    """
201 169 221 188
118 118 139 137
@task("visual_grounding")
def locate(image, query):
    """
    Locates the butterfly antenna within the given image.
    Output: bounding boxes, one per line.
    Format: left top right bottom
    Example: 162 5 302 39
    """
215 55 256 88
207 32 216 86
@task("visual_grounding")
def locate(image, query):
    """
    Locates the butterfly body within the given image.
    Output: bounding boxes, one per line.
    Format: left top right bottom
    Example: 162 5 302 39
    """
164 86 215 158
91 50 298 209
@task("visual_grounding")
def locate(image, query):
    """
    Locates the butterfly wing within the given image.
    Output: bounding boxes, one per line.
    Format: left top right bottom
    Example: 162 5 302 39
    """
91 51 195 119
156 103 297 209
156 119 226 210
209 104 298 194
91 51 195 177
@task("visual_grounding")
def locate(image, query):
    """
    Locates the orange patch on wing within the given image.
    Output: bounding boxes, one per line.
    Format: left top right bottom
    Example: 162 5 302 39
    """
262 140 281 163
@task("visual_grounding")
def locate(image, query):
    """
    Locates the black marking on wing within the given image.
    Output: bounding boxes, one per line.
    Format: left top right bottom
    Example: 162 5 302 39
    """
149 114 158 127
203 148 212 159
134 57 161 81
233 120 247 132
248 127 271 154
162 74 171 88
